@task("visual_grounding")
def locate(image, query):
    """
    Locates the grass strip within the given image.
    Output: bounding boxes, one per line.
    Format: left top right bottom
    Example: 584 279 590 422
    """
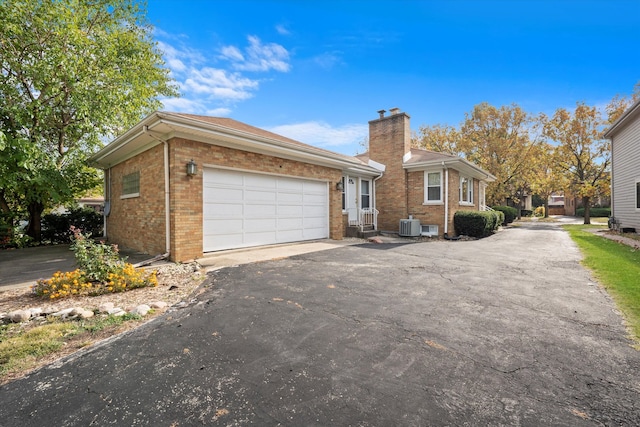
0 313 142 381
564 225 640 341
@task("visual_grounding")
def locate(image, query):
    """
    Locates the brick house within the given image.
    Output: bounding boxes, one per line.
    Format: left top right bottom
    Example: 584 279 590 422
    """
89 109 494 262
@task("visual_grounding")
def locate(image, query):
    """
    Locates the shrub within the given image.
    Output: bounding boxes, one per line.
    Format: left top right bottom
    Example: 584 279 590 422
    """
70 226 123 282
42 208 103 244
521 209 533 217
492 206 518 225
534 206 545 217
493 210 505 226
576 207 611 218
454 211 498 238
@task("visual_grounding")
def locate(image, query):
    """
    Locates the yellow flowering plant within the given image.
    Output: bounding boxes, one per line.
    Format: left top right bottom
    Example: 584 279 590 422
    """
33 227 158 300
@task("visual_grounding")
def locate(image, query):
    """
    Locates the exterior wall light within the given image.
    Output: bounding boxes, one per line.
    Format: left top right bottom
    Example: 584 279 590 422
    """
336 180 344 191
186 159 197 176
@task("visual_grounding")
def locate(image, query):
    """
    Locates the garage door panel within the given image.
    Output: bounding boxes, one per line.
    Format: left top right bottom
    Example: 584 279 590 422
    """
204 203 243 217
207 169 244 185
278 217 304 230
278 192 304 202
244 204 276 217
245 190 277 202
245 174 276 189
303 193 326 204
203 168 328 252
245 218 277 232
278 179 304 190
278 229 304 241
277 204 304 216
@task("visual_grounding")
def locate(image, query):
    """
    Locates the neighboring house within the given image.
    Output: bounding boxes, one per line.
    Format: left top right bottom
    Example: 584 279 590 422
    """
604 98 640 232
89 108 495 262
548 193 567 216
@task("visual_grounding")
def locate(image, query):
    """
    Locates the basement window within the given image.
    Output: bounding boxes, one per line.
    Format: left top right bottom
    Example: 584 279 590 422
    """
121 171 140 199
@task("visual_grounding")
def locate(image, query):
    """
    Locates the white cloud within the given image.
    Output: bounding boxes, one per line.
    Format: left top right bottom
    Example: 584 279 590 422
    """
222 35 291 72
160 97 207 113
183 67 258 100
267 121 368 148
220 45 244 62
275 24 291 35
155 30 291 116
312 52 343 70
206 107 232 116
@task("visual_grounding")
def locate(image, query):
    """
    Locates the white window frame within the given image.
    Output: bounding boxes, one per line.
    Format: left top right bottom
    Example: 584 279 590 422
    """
423 170 443 205
636 178 640 211
361 179 371 209
459 175 474 206
121 171 140 199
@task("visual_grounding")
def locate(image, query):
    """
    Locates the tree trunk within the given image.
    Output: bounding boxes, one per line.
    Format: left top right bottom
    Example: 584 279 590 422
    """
26 200 44 242
544 201 549 218
583 196 591 225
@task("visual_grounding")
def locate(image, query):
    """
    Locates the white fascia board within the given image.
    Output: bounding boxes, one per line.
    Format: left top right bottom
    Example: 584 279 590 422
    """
89 111 376 172
404 158 496 182
368 159 386 172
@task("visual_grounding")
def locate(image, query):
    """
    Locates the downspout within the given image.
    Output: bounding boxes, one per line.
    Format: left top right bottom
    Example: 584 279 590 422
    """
372 172 383 230
443 162 449 235
143 125 171 257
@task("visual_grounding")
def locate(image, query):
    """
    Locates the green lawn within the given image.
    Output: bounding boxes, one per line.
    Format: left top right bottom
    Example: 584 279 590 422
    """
564 225 640 344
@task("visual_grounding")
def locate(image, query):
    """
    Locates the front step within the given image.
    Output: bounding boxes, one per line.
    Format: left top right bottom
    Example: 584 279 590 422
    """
346 225 379 239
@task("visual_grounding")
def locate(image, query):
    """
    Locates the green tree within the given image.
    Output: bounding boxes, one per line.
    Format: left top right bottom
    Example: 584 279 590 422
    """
0 0 177 241
541 102 609 224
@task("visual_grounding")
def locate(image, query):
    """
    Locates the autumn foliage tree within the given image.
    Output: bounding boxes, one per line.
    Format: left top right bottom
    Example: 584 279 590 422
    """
414 103 540 209
541 102 609 224
0 0 177 241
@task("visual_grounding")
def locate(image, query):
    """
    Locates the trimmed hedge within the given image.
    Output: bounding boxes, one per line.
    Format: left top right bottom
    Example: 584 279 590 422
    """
492 206 518 225
41 208 103 244
576 207 611 218
454 210 501 238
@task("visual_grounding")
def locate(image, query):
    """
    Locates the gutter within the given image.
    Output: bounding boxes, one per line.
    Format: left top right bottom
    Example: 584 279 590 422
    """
143 125 171 257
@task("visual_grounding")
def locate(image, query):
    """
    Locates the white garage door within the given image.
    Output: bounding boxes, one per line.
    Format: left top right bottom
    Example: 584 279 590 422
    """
203 168 329 252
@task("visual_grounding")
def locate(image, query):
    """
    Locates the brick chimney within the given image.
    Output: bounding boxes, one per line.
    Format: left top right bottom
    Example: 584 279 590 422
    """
368 108 411 231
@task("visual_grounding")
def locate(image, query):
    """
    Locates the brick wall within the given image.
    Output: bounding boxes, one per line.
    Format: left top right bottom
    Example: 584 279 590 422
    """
368 111 412 231
106 138 344 262
106 143 166 256
405 168 483 236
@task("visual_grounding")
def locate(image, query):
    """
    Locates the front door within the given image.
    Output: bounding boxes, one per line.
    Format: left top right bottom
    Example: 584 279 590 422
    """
346 176 358 223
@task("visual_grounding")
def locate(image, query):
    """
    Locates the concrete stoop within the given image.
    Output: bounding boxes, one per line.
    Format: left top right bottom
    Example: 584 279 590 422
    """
346 225 379 239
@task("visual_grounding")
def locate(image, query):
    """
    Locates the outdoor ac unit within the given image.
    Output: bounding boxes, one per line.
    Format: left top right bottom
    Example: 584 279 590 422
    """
399 219 421 237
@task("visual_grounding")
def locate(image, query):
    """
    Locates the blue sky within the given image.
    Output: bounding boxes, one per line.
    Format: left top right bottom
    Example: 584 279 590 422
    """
148 0 640 155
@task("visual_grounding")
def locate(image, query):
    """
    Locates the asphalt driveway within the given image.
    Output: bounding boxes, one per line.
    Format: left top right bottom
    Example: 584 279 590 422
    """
1 222 639 426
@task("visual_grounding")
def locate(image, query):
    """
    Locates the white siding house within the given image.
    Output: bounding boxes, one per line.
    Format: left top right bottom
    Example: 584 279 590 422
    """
604 98 640 232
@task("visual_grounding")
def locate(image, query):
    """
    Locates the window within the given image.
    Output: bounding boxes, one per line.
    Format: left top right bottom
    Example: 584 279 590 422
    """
424 171 442 203
636 180 640 210
341 176 346 210
460 176 473 204
361 180 371 209
121 171 140 199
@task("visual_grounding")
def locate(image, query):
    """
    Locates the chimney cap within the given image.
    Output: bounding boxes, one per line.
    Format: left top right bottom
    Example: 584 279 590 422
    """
389 107 400 115
377 109 386 118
